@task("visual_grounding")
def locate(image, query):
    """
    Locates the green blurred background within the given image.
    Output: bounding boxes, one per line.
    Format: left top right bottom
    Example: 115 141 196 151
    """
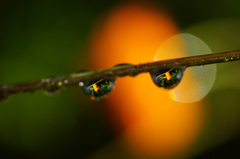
1 0 240 158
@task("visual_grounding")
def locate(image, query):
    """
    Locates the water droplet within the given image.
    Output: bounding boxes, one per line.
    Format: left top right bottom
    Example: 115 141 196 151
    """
80 77 116 101
154 33 216 103
150 68 185 90
64 79 68 84
79 82 84 87
0 93 9 103
58 81 63 87
43 77 63 96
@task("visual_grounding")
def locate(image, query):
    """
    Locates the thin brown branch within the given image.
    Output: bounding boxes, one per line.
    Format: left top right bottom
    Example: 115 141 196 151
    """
1 50 240 98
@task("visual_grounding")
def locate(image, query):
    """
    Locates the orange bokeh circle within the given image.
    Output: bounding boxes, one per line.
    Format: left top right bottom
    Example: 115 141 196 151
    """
89 2 205 157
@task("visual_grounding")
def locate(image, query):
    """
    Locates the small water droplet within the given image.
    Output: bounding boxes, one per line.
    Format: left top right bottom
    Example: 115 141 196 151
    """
110 63 133 69
43 77 63 96
64 79 68 84
57 81 62 87
150 68 185 90
80 77 116 101
79 82 84 87
0 93 9 103
43 85 62 96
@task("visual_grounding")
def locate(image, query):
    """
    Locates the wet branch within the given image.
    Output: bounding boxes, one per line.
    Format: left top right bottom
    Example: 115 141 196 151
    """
1 50 240 97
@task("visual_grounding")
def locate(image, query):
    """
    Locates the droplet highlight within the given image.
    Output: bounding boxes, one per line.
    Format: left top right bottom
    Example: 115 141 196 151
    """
154 33 216 103
110 63 133 69
80 77 116 101
150 68 185 90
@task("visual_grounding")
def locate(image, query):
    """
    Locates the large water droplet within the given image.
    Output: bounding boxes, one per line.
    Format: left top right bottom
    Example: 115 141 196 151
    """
150 68 185 90
154 33 216 103
80 77 116 101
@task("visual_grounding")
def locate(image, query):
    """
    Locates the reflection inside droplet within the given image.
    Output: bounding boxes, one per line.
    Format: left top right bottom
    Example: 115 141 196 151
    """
154 33 216 103
80 77 116 101
150 68 185 90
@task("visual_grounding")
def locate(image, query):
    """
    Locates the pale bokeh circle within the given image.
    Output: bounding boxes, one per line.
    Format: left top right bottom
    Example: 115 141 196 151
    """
154 33 216 103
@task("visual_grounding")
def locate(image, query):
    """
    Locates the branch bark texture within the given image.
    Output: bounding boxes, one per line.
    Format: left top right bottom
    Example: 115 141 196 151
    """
1 50 240 97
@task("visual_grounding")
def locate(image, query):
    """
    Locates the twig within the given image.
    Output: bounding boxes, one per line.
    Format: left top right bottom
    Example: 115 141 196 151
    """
0 50 240 97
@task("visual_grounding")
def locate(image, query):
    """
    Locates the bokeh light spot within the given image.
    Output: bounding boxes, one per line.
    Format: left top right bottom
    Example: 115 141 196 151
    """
155 33 217 103
89 2 206 158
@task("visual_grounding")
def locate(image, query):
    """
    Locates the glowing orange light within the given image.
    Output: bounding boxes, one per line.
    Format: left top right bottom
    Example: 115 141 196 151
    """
93 84 99 92
165 71 172 80
89 2 206 158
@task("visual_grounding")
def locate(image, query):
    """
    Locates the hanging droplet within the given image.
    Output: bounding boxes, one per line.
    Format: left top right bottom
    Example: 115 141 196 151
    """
0 93 9 103
150 68 185 90
80 77 116 101
42 77 63 96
